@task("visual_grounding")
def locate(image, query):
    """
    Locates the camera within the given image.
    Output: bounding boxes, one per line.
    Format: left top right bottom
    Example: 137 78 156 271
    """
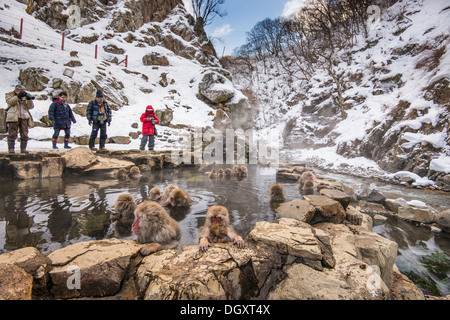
99 112 104 125
25 93 35 100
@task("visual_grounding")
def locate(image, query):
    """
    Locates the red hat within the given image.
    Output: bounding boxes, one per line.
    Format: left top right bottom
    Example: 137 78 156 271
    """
146 105 154 112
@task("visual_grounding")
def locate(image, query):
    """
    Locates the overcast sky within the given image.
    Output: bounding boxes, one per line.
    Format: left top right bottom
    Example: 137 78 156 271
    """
183 0 307 56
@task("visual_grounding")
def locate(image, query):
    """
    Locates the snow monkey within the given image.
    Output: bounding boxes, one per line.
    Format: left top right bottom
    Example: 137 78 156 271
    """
231 165 240 176
198 206 245 252
298 171 315 191
159 184 179 206
132 201 181 256
208 169 217 179
128 166 142 179
238 166 248 177
301 180 314 195
165 188 192 208
116 168 128 180
149 187 161 201
224 168 232 176
218 168 224 177
269 184 286 204
111 194 137 237
111 194 136 222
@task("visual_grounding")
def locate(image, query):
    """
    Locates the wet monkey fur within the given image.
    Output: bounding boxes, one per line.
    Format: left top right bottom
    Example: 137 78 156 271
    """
111 194 136 222
132 201 181 256
149 187 161 201
166 188 192 208
269 184 286 204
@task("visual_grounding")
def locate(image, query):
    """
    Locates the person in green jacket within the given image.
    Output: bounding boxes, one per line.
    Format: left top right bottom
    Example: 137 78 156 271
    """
5 84 34 154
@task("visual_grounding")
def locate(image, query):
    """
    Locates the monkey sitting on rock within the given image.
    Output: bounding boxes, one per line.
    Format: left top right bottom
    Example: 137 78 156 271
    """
198 206 245 252
298 171 316 195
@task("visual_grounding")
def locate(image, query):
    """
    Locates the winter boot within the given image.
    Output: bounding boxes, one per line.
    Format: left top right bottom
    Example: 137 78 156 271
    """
8 140 15 154
20 140 29 154
89 146 98 152
64 138 71 149
52 138 58 149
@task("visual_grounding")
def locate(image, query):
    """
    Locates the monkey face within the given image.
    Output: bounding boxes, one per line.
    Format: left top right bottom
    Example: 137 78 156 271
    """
168 189 190 207
207 206 230 227
132 215 141 235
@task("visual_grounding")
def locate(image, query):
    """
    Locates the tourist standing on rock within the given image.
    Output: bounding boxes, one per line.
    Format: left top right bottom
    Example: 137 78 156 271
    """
5 84 34 154
139 105 159 151
48 92 77 149
87 90 112 151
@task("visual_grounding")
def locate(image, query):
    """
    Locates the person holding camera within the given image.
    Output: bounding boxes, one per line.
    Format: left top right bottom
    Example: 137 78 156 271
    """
48 92 77 149
86 90 112 151
139 105 159 151
5 84 35 154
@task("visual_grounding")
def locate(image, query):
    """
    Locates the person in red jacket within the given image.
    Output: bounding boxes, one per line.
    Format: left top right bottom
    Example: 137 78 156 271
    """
139 105 159 151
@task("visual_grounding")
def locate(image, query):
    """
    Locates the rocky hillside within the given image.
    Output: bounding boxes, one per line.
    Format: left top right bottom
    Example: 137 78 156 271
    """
224 0 450 188
0 0 250 150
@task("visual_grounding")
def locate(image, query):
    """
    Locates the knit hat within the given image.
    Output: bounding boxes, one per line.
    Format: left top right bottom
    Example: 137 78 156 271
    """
15 84 26 91
96 90 104 98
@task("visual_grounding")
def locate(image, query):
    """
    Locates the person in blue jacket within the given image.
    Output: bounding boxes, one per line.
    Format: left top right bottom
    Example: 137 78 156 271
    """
48 92 77 149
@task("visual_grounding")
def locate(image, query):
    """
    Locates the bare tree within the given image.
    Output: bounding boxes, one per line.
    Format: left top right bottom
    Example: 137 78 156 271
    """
191 0 227 27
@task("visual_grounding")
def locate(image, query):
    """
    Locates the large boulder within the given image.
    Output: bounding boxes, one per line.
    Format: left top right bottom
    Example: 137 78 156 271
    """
142 53 169 66
198 72 235 104
397 205 436 223
62 147 98 170
275 200 316 223
19 67 50 91
136 244 256 300
109 0 183 32
303 195 346 224
436 209 450 232
48 239 142 299
315 223 398 288
390 265 425 300
41 157 66 178
248 220 324 265
0 247 52 299
83 156 135 174
0 264 33 300
319 188 352 209
268 221 396 300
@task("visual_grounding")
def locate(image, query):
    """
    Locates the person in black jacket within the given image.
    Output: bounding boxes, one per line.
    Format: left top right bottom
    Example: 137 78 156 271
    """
86 90 112 151
48 92 76 149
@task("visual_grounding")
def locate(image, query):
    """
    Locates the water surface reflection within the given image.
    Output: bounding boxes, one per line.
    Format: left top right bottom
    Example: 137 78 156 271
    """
0 166 449 296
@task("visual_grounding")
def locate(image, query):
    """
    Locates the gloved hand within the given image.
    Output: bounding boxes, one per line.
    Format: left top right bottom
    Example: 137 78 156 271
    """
88 120 92 126
17 92 27 99
146 117 152 122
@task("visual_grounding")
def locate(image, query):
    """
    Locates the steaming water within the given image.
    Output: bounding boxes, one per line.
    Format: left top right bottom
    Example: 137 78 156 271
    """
0 166 448 296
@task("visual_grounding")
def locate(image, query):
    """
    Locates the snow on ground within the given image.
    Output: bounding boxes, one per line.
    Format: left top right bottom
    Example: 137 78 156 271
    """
0 0 215 152
236 0 450 178
0 0 449 180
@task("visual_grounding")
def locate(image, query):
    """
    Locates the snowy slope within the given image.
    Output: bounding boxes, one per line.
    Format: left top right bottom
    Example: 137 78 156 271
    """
0 0 222 151
230 0 450 182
